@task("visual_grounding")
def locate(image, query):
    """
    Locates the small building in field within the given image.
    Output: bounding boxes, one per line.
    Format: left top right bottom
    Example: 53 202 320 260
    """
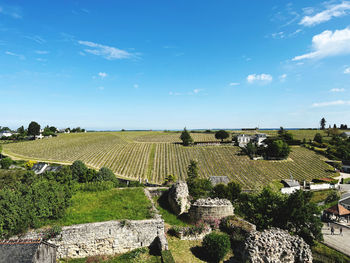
209 176 230 186
280 179 301 194
0 240 56 263
0 130 12 138
237 133 267 148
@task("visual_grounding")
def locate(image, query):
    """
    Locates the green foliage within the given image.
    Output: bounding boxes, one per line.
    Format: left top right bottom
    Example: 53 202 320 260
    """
164 174 177 185
325 191 340 204
95 167 118 185
265 139 291 159
202 232 231 263
161 250 175 263
314 133 323 143
187 178 212 200
210 182 241 204
244 142 257 158
0 170 73 238
71 160 89 182
27 121 41 137
215 130 229 142
0 157 12 169
320 118 326 130
238 188 323 245
312 241 350 263
180 128 193 146
42 225 62 240
187 159 199 179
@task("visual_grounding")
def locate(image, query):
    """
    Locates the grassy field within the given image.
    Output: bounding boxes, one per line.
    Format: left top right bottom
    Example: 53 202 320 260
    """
48 188 152 226
3 130 336 189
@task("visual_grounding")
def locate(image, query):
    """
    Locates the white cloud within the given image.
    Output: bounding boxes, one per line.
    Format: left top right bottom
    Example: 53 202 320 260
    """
312 100 350 107
330 88 345 92
133 84 139 89
25 35 45 44
78 40 135 60
36 58 47 62
229 82 240 86
247 74 273 84
271 31 285 39
98 72 107 79
193 89 201 94
279 74 287 82
5 51 25 60
293 27 350 61
344 67 350 74
35 50 49 55
300 2 350 26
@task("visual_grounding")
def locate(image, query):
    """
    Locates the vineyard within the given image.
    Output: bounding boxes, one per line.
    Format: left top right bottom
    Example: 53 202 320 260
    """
3 131 335 189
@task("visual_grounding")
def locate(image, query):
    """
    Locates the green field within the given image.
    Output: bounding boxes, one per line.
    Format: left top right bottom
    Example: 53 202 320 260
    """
3 130 336 189
48 188 152 226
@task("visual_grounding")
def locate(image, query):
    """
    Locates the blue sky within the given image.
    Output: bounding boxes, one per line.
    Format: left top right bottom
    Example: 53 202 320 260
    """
1 0 350 130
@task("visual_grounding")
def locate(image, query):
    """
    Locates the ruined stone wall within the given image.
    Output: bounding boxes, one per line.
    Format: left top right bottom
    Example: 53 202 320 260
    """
189 198 234 222
19 219 167 259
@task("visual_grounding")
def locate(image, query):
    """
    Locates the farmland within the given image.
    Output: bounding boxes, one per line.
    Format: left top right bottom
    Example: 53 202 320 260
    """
2 130 335 189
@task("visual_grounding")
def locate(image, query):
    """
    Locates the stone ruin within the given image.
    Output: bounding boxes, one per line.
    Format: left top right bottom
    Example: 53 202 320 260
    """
167 181 191 215
189 197 234 222
240 228 313 263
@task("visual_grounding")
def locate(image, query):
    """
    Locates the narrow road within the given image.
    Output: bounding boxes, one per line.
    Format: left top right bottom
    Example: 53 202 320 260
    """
322 223 350 257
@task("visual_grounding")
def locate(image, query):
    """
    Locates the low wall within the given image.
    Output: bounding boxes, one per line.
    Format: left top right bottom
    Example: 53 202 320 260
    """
189 198 234 222
18 219 167 259
310 183 336 190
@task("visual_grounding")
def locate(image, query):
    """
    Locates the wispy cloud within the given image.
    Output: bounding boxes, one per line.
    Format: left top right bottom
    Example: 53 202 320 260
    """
35 50 49 55
25 35 46 44
300 1 350 27
247 74 273 84
98 72 107 79
279 74 287 82
344 67 350 74
330 88 345 92
5 51 25 60
312 100 350 107
293 27 350 60
193 89 202 94
78 40 136 60
0 5 22 19
133 84 139 89
229 82 240 86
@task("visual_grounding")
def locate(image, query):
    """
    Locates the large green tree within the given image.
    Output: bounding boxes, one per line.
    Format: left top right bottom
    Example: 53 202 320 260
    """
215 130 229 142
320 117 326 130
265 139 290 159
27 121 41 137
180 128 193 146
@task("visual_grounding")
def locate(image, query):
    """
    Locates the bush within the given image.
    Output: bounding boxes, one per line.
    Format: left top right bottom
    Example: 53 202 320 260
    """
325 191 340 204
0 157 12 169
161 250 176 263
79 181 114 192
202 232 231 263
25 160 36 169
42 225 62 240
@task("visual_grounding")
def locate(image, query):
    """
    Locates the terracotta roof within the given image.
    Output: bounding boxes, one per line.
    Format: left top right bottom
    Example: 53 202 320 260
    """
325 204 350 216
318 177 334 182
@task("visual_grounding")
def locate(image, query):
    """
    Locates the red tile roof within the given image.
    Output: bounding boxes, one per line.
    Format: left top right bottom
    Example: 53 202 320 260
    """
325 204 350 216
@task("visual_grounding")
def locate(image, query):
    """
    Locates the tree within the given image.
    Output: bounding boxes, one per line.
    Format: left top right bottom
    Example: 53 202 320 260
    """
333 124 337 129
187 160 199 179
215 130 229 142
70 160 88 182
96 167 117 185
314 133 323 143
202 232 231 263
320 118 326 130
265 139 290 159
180 128 193 146
27 121 41 137
0 157 12 169
17 126 25 135
245 142 257 158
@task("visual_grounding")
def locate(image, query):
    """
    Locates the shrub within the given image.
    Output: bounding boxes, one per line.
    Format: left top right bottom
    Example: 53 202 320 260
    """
42 225 62 240
0 157 12 169
202 232 231 263
325 191 340 204
25 160 37 169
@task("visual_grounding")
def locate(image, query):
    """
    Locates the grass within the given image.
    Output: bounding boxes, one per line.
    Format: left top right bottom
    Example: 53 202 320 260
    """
3 131 336 189
312 241 350 263
49 188 152 226
310 189 336 204
60 248 161 263
167 235 233 263
153 193 190 227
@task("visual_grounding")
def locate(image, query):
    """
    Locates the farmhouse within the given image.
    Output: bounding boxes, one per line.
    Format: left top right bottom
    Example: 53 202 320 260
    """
0 240 56 263
280 179 301 194
0 130 12 138
237 133 267 147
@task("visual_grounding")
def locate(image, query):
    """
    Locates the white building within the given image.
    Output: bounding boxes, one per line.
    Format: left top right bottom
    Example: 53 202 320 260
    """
237 133 267 147
0 131 12 138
